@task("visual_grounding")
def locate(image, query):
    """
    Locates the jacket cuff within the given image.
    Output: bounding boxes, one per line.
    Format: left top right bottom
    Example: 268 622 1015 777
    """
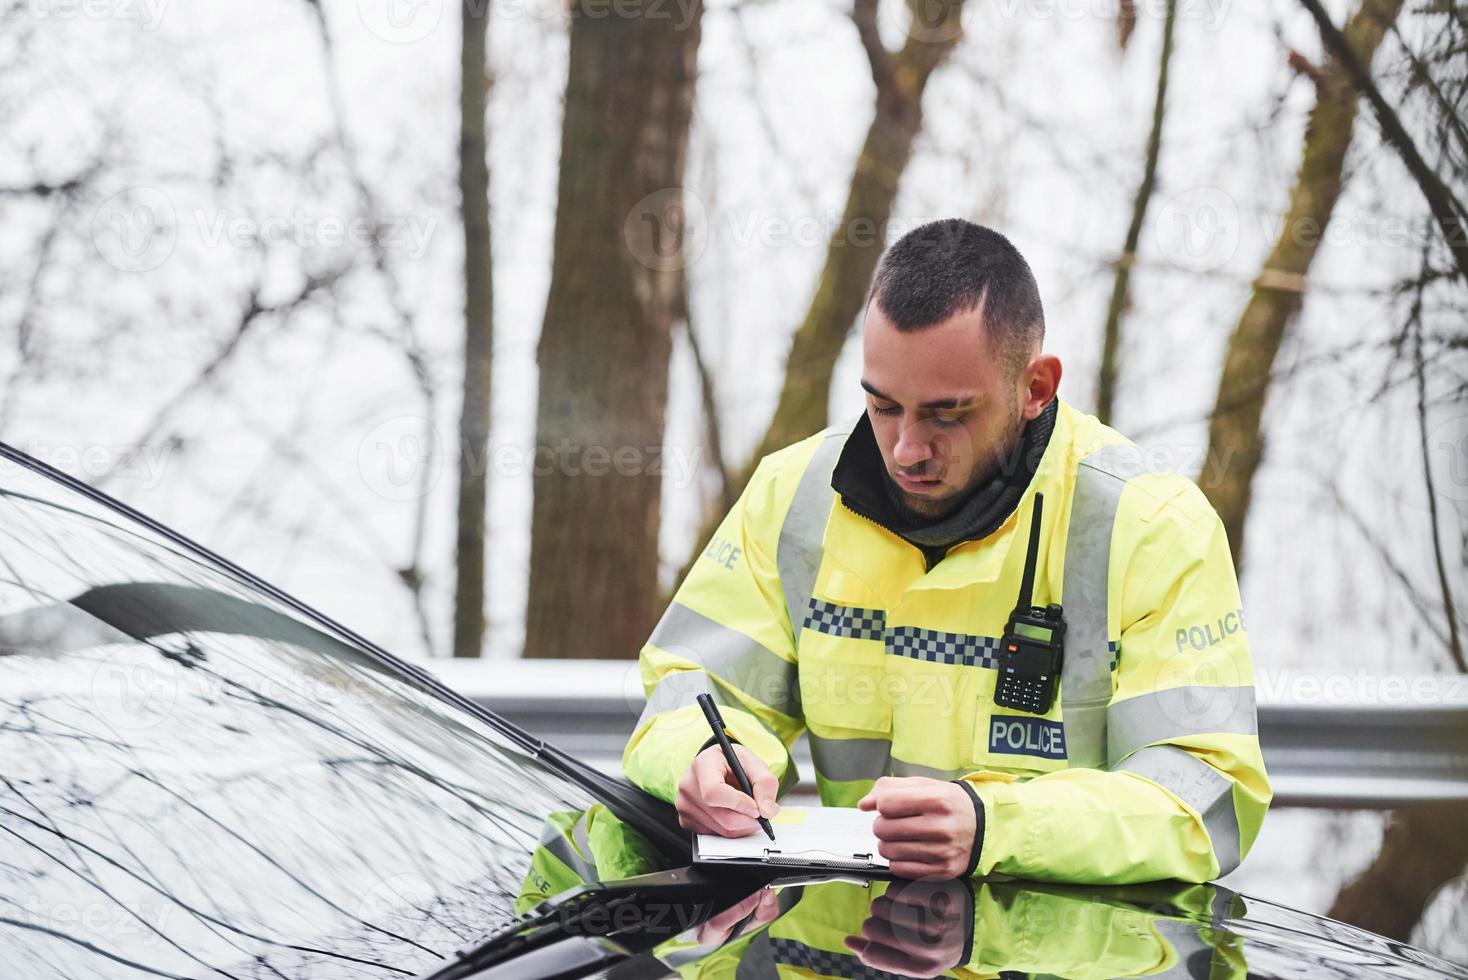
958 878 977 968
951 780 985 878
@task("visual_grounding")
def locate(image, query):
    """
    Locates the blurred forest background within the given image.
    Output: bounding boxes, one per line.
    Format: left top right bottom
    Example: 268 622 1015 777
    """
1 0 1465 959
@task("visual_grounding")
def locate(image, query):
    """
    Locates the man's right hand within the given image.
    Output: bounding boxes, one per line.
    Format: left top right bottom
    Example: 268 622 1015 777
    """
675 744 780 837
845 880 971 978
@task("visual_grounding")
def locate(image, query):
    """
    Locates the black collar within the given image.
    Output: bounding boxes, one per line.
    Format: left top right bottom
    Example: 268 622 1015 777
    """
830 399 1059 570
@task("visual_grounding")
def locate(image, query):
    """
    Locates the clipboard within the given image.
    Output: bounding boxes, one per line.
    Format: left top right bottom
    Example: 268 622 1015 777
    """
692 806 891 872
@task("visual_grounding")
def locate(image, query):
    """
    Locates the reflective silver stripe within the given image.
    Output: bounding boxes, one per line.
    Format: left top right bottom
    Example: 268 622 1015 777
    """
1120 744 1242 877
647 601 799 719
1060 703 1107 771
890 757 968 781
659 946 713 970
808 733 891 783
570 812 597 873
633 669 712 733
1061 443 1147 768
812 743 998 782
1210 885 1245 928
538 818 598 883
734 931 778 980
776 423 852 648
1152 918 1218 979
1108 686 1259 766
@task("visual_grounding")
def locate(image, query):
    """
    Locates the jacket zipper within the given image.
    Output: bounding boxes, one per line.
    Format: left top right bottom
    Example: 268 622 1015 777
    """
837 498 948 573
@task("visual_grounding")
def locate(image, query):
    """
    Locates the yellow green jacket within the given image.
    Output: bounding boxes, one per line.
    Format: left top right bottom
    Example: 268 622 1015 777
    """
623 399 1271 883
658 878 1247 979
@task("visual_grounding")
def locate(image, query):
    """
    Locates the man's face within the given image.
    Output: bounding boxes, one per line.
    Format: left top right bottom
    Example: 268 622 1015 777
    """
860 302 1033 518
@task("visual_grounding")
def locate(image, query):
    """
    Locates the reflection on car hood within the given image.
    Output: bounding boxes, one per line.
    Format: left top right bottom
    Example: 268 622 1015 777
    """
432 804 1468 980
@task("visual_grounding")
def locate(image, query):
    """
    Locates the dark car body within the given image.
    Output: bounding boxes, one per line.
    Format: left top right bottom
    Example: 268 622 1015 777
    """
0 441 1463 980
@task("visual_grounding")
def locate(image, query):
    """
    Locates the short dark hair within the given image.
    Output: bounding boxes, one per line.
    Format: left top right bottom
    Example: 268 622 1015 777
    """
868 219 1045 377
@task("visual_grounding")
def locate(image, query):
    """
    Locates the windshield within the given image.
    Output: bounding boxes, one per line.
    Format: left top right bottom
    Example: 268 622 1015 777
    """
0 451 666 978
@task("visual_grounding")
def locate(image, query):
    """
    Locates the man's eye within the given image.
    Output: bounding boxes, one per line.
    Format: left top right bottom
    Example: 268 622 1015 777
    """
873 404 901 416
933 415 963 427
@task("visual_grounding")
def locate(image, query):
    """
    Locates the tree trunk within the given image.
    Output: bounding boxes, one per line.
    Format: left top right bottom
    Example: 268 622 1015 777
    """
523 0 704 660
1097 0 1177 426
1200 0 1402 568
1328 803 1468 942
676 0 970 588
746 0 971 469
453 0 494 658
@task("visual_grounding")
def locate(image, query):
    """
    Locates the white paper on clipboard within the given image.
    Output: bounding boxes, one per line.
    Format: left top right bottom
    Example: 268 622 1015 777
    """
693 806 890 871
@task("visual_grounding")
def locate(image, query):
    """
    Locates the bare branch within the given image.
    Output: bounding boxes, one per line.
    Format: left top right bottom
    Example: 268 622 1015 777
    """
1297 0 1468 281
680 287 732 515
0 160 102 199
1406 243 1466 671
851 0 894 94
94 262 351 490
302 0 443 655
1097 0 1178 424
1327 481 1450 651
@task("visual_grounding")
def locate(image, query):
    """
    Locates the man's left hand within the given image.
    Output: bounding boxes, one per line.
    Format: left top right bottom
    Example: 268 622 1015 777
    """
857 777 976 880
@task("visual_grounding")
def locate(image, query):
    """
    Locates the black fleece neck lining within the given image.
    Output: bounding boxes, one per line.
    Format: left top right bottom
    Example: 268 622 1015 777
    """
830 398 1058 571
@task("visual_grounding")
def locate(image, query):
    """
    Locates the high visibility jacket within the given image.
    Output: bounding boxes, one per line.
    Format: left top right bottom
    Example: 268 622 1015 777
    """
514 805 666 914
623 399 1272 884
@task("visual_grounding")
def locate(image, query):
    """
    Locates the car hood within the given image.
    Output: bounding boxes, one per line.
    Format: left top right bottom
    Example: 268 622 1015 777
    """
418 805 1466 980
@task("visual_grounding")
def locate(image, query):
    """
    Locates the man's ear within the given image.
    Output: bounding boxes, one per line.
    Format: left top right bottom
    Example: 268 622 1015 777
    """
1022 354 1062 420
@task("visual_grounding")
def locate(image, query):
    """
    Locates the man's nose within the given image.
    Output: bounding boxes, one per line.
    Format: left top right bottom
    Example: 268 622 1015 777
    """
893 424 933 469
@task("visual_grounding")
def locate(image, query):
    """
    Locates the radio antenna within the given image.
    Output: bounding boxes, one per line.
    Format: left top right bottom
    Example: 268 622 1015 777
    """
1017 492 1044 611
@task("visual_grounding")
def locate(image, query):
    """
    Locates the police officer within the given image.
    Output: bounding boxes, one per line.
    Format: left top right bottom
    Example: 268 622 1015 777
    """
622 219 1271 884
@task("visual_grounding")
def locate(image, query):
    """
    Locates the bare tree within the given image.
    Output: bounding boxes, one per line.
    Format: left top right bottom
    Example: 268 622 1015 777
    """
743 0 972 472
1297 0 1468 283
1331 243 1467 941
1194 0 1468 944
676 0 972 586
522 0 705 660
305 0 446 657
453 1 494 659
1200 0 1403 568
1097 0 1178 426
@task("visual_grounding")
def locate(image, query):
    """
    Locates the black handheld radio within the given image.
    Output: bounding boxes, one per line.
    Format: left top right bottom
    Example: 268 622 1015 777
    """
993 492 1066 715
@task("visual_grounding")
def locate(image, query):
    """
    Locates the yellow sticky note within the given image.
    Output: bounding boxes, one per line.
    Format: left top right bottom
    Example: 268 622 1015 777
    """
772 808 808 827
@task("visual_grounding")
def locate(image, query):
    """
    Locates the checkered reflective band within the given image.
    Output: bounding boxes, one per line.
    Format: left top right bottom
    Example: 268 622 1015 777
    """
803 598 1119 673
769 937 916 980
803 598 885 641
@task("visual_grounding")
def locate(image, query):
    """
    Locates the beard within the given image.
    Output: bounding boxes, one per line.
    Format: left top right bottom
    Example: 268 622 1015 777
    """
893 400 1027 519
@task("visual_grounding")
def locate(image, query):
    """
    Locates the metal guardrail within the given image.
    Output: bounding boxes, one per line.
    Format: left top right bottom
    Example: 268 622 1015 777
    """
427 661 1468 808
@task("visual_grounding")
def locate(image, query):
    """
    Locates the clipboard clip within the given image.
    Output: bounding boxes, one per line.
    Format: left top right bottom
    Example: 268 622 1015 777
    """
763 872 873 889
762 848 879 870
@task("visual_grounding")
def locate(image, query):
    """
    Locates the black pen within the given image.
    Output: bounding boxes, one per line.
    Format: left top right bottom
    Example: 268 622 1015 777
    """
696 693 776 841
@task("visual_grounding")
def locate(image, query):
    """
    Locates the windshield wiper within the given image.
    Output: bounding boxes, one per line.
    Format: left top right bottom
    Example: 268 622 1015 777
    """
415 867 765 980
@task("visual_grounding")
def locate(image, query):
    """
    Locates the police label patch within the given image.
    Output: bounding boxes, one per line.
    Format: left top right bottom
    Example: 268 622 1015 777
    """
988 716 1067 760
702 534 742 572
